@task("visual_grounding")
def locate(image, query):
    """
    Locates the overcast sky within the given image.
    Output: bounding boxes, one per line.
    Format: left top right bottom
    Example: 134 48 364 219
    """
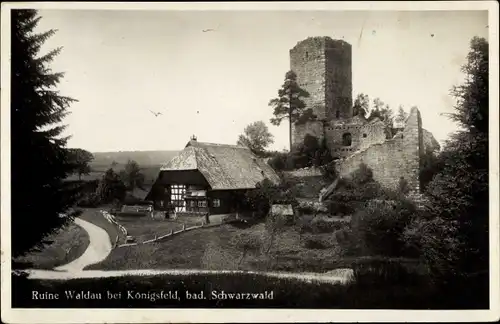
33 9 488 152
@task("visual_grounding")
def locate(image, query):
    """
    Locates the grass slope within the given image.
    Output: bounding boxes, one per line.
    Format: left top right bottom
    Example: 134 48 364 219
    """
14 222 90 270
86 222 348 272
86 224 240 270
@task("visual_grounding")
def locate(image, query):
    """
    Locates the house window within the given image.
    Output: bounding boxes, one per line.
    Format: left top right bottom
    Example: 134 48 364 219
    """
363 133 367 138
342 133 352 146
190 200 196 208
336 110 340 119
198 200 207 208
213 199 221 208
170 184 186 212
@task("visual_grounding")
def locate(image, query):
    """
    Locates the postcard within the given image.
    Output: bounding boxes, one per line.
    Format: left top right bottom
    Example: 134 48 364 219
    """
1 1 499 323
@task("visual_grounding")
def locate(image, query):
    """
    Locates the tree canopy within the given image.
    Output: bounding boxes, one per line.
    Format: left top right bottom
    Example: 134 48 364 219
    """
119 159 145 191
237 121 274 156
404 37 489 303
353 93 370 118
68 148 94 180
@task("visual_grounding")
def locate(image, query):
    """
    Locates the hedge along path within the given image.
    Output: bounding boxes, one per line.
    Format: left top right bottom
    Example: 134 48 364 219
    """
54 218 113 272
100 210 128 240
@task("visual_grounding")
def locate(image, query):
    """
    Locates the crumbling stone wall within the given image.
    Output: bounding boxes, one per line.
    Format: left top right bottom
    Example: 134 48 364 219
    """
323 118 385 158
324 122 362 158
359 120 386 150
335 107 424 194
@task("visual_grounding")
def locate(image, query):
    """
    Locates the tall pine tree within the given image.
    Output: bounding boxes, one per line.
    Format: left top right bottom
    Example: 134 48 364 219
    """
269 70 314 151
11 10 81 257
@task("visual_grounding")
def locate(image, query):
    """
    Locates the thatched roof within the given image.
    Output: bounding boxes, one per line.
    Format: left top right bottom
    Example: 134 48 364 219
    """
161 140 280 190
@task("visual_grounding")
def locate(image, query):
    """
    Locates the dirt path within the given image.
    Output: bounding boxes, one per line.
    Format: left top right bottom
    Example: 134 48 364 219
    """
24 268 353 284
53 218 112 272
21 215 353 284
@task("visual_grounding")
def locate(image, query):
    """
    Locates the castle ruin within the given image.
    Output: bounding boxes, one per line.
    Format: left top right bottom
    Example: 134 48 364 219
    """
289 36 431 195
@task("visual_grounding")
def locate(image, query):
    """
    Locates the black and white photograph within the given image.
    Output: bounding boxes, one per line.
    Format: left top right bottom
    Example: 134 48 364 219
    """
1 1 498 323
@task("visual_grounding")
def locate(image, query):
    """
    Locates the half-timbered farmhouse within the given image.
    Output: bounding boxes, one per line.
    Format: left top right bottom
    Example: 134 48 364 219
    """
146 137 280 216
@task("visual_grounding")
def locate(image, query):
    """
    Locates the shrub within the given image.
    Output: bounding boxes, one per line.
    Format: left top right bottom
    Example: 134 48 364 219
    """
267 135 333 171
320 161 337 181
350 198 418 257
302 234 337 250
325 199 356 216
267 152 288 171
310 217 344 234
77 192 100 207
352 257 429 287
296 205 316 215
303 237 329 249
350 162 374 185
402 215 463 282
241 178 298 219
398 177 411 195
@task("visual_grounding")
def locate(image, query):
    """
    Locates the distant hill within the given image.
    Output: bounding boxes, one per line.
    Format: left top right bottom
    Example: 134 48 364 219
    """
90 150 179 171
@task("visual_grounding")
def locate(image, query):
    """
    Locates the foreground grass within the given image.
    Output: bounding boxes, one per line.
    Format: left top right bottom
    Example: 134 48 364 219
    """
12 271 445 309
14 223 90 270
78 208 125 245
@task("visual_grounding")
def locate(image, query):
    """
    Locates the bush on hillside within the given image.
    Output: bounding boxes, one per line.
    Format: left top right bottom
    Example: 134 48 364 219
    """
350 198 418 257
267 135 333 171
267 152 289 171
402 215 463 282
320 161 338 181
310 216 345 234
302 235 335 249
350 162 374 185
230 231 265 267
76 192 100 208
398 177 411 195
240 179 298 219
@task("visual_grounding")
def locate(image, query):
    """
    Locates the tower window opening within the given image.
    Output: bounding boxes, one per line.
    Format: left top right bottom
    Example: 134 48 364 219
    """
363 133 367 138
342 133 352 146
336 110 340 119
305 51 309 59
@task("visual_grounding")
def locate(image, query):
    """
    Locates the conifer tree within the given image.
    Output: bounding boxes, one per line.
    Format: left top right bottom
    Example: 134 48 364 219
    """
11 10 80 257
269 70 314 151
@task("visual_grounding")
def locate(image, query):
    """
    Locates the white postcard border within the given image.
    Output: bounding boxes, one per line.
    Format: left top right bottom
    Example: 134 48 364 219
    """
1 1 499 323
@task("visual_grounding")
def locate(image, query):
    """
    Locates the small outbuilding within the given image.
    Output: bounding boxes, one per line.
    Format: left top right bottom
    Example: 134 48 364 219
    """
269 204 295 223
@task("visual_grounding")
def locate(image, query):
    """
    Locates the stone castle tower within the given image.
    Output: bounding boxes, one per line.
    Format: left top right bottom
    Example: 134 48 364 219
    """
290 37 353 148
